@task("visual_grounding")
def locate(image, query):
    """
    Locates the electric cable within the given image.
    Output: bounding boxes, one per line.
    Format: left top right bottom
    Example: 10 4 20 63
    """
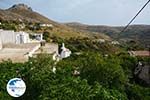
120 0 150 33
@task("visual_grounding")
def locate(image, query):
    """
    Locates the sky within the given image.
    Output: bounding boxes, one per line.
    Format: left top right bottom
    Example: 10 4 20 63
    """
0 0 150 26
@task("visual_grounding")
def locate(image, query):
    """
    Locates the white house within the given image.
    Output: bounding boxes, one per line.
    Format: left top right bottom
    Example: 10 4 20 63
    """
111 41 120 45
40 24 53 27
0 30 45 45
0 37 2 50
32 33 43 41
15 31 30 44
60 43 71 59
0 30 16 44
0 30 30 44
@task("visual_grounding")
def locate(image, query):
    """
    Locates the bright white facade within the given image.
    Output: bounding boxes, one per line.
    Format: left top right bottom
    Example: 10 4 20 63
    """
60 43 71 59
0 30 44 45
0 30 16 44
40 24 53 27
0 30 30 44
15 32 30 44
111 41 120 45
0 37 2 50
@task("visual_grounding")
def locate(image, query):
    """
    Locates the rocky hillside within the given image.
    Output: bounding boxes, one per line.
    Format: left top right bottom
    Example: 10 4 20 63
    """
0 4 55 24
0 4 110 40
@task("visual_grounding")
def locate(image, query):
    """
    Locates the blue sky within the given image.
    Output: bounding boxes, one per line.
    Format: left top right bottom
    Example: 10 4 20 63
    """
0 0 150 26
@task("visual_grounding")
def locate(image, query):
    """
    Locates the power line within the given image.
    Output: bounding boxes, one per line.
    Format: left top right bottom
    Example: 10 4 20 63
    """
120 0 150 33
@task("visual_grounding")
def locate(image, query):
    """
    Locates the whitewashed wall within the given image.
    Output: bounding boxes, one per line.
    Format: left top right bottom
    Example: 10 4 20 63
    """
0 37 2 50
0 30 15 44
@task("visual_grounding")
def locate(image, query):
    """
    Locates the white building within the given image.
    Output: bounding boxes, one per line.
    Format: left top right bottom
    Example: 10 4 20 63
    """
60 43 71 59
0 30 44 45
0 37 2 50
0 30 16 44
111 41 120 45
40 24 53 27
15 31 30 44
0 30 30 45
32 34 43 41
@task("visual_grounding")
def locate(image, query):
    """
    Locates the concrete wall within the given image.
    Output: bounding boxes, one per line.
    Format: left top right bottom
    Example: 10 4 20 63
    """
0 37 2 50
15 32 30 44
0 30 15 44
0 30 30 44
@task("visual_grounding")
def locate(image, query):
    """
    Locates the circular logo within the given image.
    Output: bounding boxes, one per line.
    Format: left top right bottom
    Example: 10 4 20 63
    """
7 78 26 97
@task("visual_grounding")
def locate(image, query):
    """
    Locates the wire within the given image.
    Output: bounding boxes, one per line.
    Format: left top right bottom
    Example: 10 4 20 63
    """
120 0 150 33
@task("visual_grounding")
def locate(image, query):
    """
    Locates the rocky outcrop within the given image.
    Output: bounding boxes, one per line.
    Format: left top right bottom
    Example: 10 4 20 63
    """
8 4 32 11
134 62 150 86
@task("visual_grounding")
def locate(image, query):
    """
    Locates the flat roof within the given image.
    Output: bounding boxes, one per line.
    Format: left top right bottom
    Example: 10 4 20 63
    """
0 43 58 62
34 43 58 54
0 43 40 62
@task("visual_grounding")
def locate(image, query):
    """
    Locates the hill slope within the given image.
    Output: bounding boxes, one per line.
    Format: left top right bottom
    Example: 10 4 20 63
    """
66 23 150 46
0 4 110 40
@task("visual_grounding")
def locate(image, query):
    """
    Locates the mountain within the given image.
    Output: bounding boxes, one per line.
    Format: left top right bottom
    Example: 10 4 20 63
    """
66 23 150 47
0 4 55 24
0 4 110 40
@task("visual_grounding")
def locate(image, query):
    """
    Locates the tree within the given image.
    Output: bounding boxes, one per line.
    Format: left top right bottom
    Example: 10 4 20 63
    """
118 53 138 80
43 31 49 41
0 60 25 100
0 53 149 100
126 84 150 100
57 52 127 90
